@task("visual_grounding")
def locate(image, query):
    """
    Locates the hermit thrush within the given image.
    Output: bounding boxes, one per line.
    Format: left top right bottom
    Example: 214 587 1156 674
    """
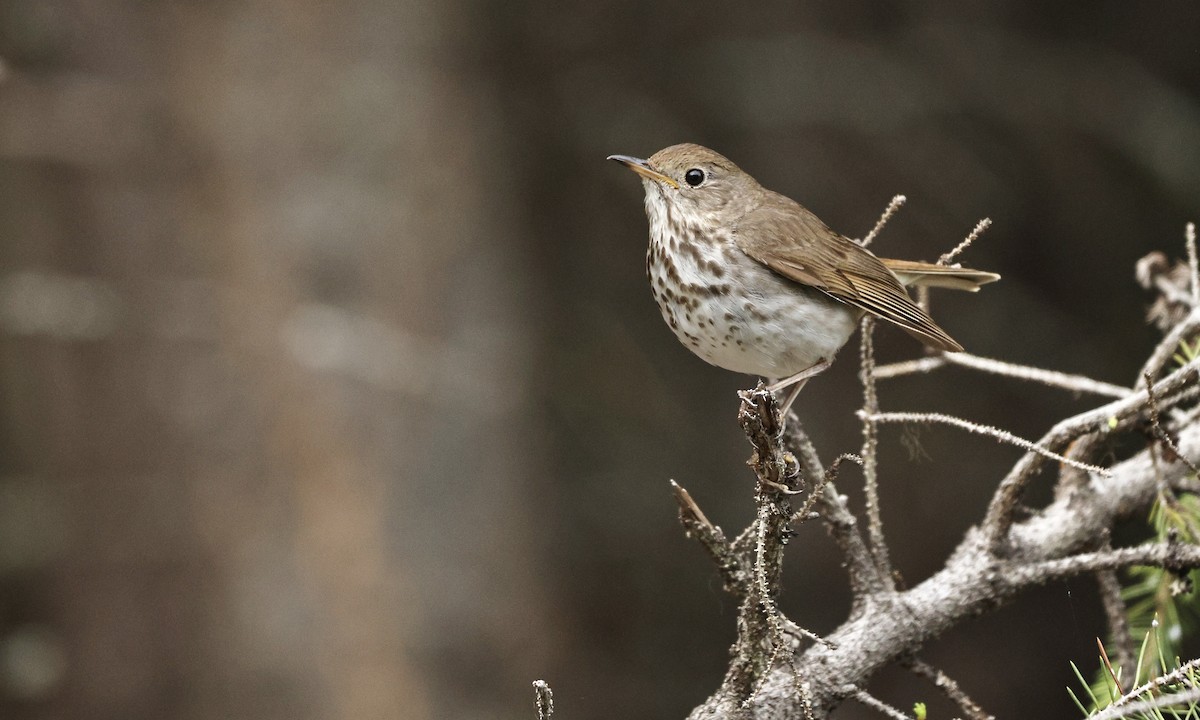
608 143 998 412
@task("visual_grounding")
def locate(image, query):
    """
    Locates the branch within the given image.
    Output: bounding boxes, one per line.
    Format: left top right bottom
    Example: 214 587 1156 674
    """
858 317 895 588
939 217 991 266
983 357 1200 548
860 195 906 248
944 353 1130 398
1091 657 1200 720
532 680 554 720
1007 542 1200 585
1090 686 1200 720
720 386 808 701
1188 221 1198 308
907 659 994 720
1139 307 1200 383
783 420 887 599
674 237 1200 720
671 480 751 596
685 423 1200 719
875 351 1129 398
862 410 1109 476
846 686 912 720
790 453 859 526
873 355 945 380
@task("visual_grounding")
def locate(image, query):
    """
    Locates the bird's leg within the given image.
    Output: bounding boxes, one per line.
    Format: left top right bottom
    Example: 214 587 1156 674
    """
778 379 809 418
767 358 832 417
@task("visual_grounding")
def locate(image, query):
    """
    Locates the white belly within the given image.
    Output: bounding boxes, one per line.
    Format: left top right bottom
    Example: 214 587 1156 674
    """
646 235 860 379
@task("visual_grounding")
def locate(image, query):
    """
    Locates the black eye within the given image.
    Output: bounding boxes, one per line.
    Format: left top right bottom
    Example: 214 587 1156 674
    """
684 168 706 187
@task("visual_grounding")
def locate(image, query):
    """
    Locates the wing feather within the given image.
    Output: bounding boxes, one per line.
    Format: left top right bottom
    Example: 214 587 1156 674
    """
732 193 963 351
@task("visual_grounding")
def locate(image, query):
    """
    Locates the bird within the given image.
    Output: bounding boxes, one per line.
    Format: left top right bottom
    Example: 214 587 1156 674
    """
608 143 999 414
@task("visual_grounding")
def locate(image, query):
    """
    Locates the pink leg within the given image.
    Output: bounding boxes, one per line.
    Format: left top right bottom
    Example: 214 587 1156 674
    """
766 358 832 416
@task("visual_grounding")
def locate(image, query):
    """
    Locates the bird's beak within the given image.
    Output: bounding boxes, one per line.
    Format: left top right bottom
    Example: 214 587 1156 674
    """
607 154 679 189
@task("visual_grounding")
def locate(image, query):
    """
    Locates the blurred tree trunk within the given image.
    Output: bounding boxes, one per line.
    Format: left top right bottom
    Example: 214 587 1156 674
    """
0 1 549 719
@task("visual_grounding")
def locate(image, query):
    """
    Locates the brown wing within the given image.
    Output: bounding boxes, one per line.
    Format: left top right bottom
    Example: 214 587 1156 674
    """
732 193 963 352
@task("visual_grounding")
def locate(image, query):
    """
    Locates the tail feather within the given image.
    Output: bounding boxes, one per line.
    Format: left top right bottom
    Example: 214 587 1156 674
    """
881 258 1000 292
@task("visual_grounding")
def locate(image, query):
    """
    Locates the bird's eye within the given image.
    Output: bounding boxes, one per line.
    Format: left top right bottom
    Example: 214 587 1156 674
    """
684 168 706 187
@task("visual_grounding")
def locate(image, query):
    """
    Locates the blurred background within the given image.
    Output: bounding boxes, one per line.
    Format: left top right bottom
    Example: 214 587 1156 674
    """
0 1 1198 718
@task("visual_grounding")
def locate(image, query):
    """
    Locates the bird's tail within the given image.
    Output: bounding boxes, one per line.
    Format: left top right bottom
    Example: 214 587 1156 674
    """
881 259 1001 292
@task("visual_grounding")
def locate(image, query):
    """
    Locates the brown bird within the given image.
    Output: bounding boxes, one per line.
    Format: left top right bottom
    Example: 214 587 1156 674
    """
608 143 999 413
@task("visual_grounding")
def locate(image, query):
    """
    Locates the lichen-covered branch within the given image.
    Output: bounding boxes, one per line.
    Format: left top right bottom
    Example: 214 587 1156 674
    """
983 356 1199 549
659 242 1200 719
784 420 887 601
686 423 1200 719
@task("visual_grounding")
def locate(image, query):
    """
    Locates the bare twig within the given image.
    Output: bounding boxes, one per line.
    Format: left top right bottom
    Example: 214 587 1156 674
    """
744 636 788 709
984 357 1200 548
1058 363 1200 496
1187 222 1198 308
862 410 1110 476
791 453 861 525
781 617 836 649
1144 372 1200 475
753 499 774 612
1055 433 1110 492
533 680 554 720
671 480 750 595
874 356 945 380
939 218 991 266
875 351 1129 398
1008 543 1200 585
672 479 717 534
859 317 894 587
845 686 912 720
783 420 886 599
945 353 1130 398
1090 686 1200 720
907 659 994 720
1139 308 1200 383
1155 273 1194 308
860 195 906 248
1091 657 1200 720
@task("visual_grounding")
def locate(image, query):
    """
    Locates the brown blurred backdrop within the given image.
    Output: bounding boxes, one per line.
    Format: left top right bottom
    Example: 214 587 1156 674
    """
0 2 1198 719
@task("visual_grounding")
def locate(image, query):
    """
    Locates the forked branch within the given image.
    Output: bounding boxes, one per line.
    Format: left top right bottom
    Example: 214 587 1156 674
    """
675 232 1200 719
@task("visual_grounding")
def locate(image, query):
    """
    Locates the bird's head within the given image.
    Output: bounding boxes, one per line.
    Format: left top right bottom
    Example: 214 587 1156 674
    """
608 143 762 224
